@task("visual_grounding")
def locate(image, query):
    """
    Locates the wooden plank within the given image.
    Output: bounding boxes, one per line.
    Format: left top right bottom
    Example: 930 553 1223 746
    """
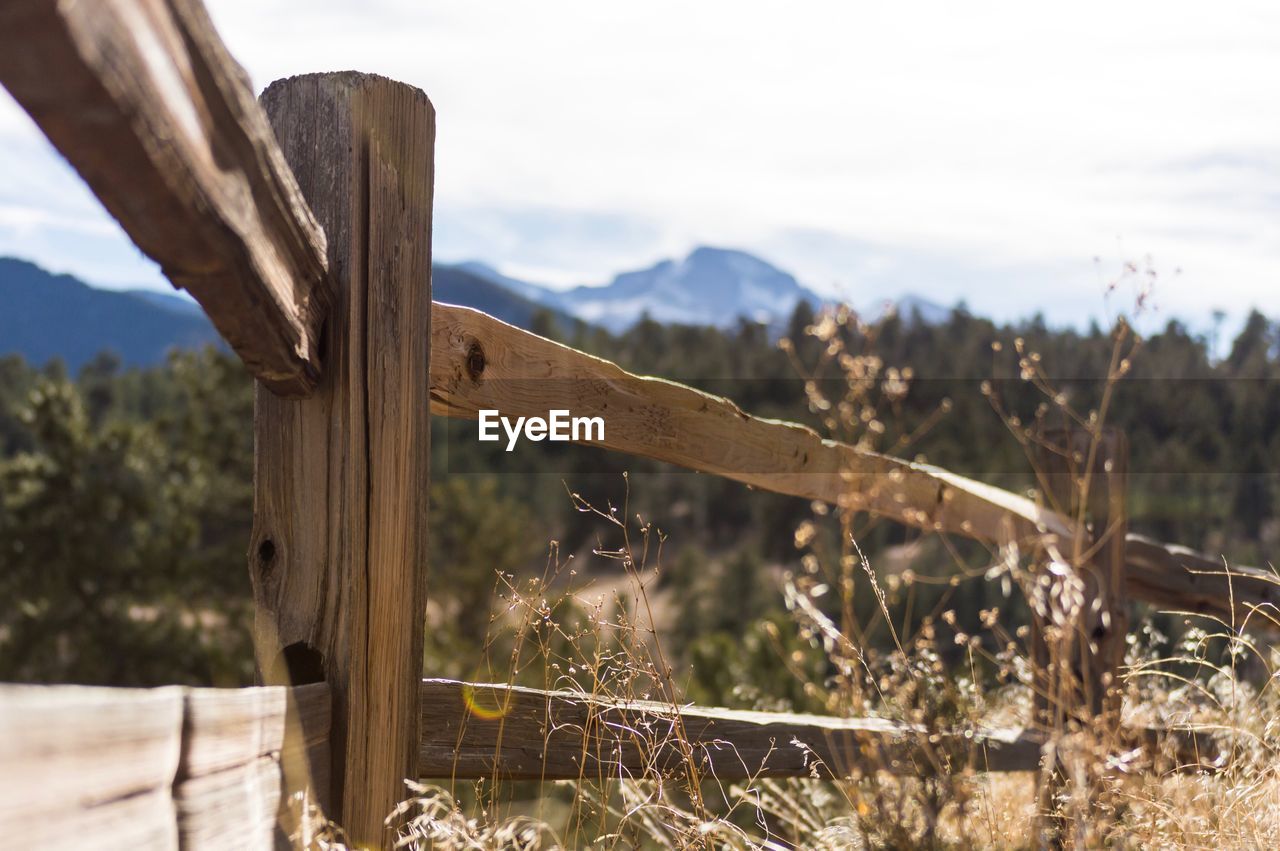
7 786 179 851
0 684 329 849
1125 534 1280 627
429 303 1075 549
282 681 332 821
1033 428 1129 724
0 0 330 397
180 681 331 846
1033 428 1128 844
0 685 183 849
429 305 1261 620
180 681 330 780
251 72 435 847
418 679 1041 781
175 755 281 851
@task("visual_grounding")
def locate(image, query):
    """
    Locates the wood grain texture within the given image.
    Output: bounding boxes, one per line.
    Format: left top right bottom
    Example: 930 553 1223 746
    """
178 683 331 850
429 303 1076 549
5 787 179 851
418 679 1041 781
1034 428 1129 724
0 0 330 396
0 685 183 849
252 72 434 846
181 681 330 781
175 756 281 850
0 682 328 849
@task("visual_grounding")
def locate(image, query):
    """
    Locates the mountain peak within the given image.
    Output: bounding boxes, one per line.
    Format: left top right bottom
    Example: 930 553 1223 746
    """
3 252 957 372
685 245 779 270
547 246 821 331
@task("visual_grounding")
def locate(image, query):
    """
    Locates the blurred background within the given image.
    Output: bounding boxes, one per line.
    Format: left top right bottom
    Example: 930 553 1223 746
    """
1 1 1276 703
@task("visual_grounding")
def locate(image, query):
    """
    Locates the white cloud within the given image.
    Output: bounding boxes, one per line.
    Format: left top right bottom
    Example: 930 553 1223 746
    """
1 0 1277 326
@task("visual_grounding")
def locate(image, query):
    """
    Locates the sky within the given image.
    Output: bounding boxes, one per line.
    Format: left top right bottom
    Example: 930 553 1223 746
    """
1 0 1277 334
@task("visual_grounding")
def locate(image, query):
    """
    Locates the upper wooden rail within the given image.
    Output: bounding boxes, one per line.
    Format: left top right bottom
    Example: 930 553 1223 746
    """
0 0 331 397
429 304 1276 621
430 303 1076 548
0 682 330 849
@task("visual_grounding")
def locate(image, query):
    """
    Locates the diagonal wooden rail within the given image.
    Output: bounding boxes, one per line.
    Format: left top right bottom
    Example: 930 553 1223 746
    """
0 0 331 397
429 303 1278 620
432 303 1280 611
429 303 1076 547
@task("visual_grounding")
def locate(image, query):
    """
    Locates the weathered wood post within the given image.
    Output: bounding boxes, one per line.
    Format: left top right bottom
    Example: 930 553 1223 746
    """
1033 426 1128 843
249 72 434 846
1037 427 1130 721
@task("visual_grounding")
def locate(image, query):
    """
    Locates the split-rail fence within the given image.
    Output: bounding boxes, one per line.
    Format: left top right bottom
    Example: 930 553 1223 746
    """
0 1 1274 847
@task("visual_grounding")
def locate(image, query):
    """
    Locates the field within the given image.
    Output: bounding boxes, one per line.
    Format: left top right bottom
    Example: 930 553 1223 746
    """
1 6 1276 846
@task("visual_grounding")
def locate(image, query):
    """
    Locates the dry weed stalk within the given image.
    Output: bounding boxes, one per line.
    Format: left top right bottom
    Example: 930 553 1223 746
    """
302 284 1278 849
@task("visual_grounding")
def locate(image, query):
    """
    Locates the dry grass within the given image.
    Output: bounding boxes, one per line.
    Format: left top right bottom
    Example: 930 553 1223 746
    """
299 297 1279 849
291 606 1280 849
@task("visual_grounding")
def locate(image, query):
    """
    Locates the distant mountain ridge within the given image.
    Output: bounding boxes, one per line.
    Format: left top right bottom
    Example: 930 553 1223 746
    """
0 257 223 371
0 258 585 371
1 248 951 369
460 246 830 333
560 247 824 331
124 288 206 317
458 245 951 333
0 255 588 368
434 265 579 331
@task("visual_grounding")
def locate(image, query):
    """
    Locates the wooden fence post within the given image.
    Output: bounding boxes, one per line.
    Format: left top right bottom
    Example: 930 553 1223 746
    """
248 72 434 846
1036 426 1130 721
1033 426 1128 841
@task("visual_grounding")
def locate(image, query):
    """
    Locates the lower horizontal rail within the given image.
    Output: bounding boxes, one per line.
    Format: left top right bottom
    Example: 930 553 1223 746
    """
418 680 1230 782
419 678 1041 780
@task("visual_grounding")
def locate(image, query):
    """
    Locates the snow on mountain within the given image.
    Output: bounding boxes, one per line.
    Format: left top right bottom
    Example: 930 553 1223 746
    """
563 247 826 331
461 247 825 333
456 246 953 333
